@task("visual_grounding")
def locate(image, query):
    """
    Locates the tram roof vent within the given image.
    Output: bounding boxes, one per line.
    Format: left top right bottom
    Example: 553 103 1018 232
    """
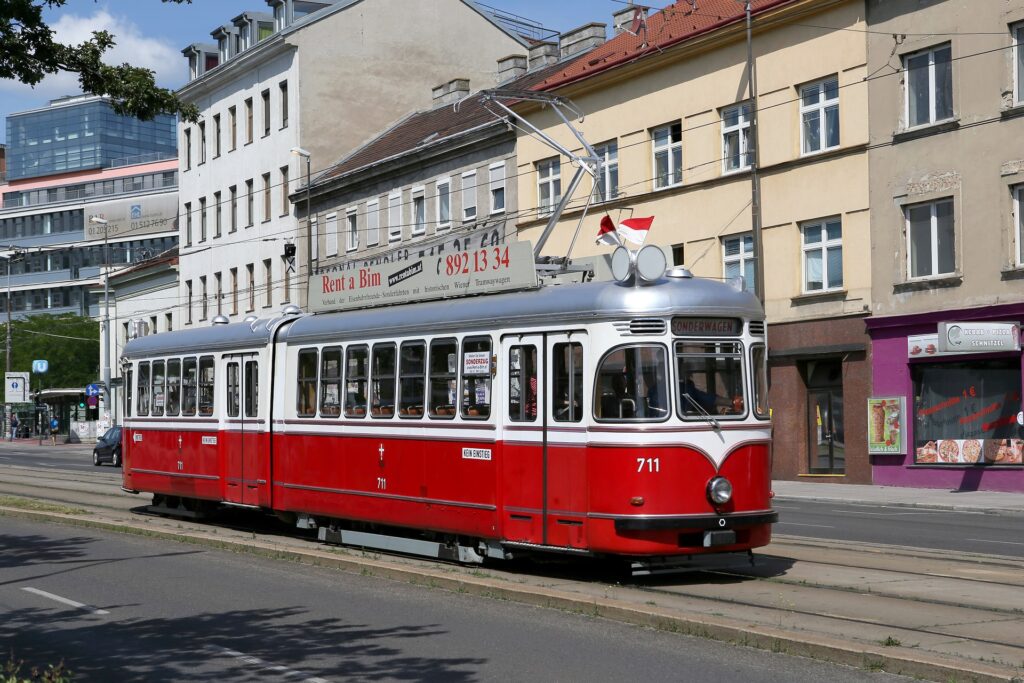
211 315 230 326
749 321 765 336
614 318 667 336
281 304 303 317
666 266 693 279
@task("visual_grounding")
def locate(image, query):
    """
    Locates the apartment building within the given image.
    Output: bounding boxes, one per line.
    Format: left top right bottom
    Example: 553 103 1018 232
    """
864 0 1024 492
514 0 873 482
176 0 529 324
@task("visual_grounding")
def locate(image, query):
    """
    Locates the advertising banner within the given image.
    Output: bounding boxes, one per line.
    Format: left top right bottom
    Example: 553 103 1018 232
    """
937 322 1020 353
308 240 538 313
867 396 905 454
85 193 178 241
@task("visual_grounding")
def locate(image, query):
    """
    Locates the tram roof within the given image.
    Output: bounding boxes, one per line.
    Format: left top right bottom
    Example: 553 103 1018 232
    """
122 315 279 359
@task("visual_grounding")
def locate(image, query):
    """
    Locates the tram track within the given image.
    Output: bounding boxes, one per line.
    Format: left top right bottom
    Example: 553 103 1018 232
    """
2 463 1022 681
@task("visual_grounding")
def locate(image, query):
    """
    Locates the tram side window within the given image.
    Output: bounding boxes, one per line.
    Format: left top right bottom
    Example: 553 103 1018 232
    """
552 342 583 423
429 338 458 418
345 346 368 417
198 356 215 416
461 337 492 419
137 362 150 416
676 341 745 419
398 341 425 418
371 343 397 418
595 346 669 422
125 368 133 417
151 360 166 417
245 360 259 418
319 348 341 417
166 359 181 416
227 362 240 417
508 345 538 422
182 357 198 416
751 344 768 419
297 349 318 417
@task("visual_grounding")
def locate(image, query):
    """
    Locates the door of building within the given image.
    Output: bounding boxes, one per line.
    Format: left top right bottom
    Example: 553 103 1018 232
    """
808 388 845 473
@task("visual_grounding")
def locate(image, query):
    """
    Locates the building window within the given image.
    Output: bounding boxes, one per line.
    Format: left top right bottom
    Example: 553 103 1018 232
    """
325 212 338 256
488 163 505 214
461 171 477 222
1016 23 1024 104
652 122 682 188
262 173 271 221
593 141 618 202
906 198 955 279
215 272 223 315
228 106 237 151
246 263 255 311
261 89 271 136
213 191 222 238
213 114 221 158
279 80 288 128
346 208 358 252
367 199 380 246
244 97 253 143
1016 185 1024 266
281 255 291 302
184 128 192 169
801 76 839 155
184 202 192 245
537 158 560 216
436 179 451 232
388 192 402 242
165 313 172 332
263 259 272 308
200 275 208 320
802 218 843 292
411 187 426 235
245 179 254 226
280 166 289 216
230 267 238 315
904 43 953 128
722 233 756 293
672 243 684 266
310 216 318 262
186 279 193 324
229 185 238 232
198 121 207 164
199 196 207 241
722 103 751 173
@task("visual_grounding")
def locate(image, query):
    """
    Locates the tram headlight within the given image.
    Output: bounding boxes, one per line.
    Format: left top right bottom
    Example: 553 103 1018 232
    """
707 476 733 506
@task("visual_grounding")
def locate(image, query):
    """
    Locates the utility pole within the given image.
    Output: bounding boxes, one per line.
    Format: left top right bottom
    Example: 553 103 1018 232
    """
89 216 112 421
743 0 766 306
290 147 313 288
5 249 23 439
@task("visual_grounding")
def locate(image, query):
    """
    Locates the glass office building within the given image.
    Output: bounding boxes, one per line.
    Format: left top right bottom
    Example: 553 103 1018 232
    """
5 96 176 181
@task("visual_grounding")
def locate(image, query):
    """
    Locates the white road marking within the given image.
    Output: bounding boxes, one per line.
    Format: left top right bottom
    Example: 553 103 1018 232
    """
770 504 799 510
830 509 932 516
21 587 109 615
34 463 57 467
211 645 329 682
777 522 835 528
966 538 1024 547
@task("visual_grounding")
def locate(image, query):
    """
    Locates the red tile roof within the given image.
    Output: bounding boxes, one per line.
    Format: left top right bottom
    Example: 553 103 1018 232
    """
534 0 796 92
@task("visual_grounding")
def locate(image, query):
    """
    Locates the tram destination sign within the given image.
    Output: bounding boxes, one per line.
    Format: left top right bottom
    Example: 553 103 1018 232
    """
671 317 741 336
308 240 539 313
936 322 1020 353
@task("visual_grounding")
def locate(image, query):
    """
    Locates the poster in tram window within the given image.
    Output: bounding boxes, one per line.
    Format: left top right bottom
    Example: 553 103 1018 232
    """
867 397 905 454
912 360 1023 465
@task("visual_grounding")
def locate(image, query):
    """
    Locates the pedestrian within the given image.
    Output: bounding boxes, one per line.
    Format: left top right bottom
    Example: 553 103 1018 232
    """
9 413 18 441
49 415 59 446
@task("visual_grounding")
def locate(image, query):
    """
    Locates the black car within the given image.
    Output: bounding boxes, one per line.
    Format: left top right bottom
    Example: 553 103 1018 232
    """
93 426 122 467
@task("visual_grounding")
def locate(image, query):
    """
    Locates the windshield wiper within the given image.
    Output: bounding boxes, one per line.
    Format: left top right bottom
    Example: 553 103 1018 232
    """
682 392 720 430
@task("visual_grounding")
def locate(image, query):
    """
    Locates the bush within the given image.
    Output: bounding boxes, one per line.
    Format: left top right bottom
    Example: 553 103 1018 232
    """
3 654 71 683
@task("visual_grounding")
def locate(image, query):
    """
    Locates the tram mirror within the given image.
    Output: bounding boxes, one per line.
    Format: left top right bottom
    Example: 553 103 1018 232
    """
610 246 633 282
636 245 667 283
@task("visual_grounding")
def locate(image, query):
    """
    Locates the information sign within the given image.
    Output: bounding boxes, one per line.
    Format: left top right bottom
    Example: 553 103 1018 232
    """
4 372 29 403
31 359 48 374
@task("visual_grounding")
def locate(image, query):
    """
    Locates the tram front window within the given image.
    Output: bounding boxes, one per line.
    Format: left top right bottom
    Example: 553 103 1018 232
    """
595 345 668 421
675 341 746 419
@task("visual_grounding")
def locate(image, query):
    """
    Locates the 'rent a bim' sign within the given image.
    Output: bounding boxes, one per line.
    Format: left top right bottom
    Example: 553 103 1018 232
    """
308 240 538 313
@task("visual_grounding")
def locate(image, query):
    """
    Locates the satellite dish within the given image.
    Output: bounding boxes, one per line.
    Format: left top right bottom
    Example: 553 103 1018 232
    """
636 245 667 283
610 246 633 282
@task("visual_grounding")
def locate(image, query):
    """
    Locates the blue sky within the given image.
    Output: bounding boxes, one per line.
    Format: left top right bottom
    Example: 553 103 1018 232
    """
0 0 625 144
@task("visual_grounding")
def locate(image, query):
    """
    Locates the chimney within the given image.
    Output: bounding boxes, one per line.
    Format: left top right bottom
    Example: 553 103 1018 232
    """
528 41 558 70
559 22 607 59
431 78 470 106
613 6 641 35
497 54 528 83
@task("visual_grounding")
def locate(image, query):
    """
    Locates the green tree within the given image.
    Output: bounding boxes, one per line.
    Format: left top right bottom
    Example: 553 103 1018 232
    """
1 0 198 122
3 314 100 391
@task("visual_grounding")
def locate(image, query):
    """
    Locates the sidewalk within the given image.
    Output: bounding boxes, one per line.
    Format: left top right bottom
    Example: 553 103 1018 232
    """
0 437 94 452
773 479 1024 515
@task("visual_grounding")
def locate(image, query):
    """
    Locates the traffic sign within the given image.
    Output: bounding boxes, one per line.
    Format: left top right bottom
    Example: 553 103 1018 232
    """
85 383 101 397
87 396 98 408
31 359 48 374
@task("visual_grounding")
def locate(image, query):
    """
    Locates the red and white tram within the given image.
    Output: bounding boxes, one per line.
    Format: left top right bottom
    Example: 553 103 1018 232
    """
121 269 776 565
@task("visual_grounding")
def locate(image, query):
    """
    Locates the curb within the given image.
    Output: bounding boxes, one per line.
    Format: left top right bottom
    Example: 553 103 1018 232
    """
1 505 1019 683
772 494 1024 517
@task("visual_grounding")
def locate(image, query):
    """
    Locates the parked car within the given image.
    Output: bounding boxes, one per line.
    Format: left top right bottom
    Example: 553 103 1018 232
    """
93 426 122 467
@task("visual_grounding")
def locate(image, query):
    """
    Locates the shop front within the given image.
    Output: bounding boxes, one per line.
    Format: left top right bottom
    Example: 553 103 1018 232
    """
866 305 1024 492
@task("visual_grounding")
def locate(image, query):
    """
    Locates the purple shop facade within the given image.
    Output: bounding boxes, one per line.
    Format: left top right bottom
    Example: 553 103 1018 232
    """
865 302 1024 493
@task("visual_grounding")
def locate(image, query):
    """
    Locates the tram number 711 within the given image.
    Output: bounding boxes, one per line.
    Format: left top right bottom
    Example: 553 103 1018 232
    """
636 457 660 473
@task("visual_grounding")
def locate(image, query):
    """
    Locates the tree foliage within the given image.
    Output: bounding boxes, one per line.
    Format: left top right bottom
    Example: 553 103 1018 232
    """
2 314 100 391
0 0 198 122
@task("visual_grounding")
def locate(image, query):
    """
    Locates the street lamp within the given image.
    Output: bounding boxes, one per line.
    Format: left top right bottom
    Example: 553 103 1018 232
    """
290 147 313 282
89 216 112 424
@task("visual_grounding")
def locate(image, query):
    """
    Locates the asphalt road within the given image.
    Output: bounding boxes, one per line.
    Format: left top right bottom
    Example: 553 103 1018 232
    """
0 442 108 474
0 516 915 683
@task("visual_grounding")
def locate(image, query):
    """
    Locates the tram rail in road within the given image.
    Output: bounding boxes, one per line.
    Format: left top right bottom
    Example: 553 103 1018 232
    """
1 462 1022 682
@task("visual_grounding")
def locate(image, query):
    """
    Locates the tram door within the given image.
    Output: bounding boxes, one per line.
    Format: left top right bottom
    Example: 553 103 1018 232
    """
500 332 588 549
225 354 260 505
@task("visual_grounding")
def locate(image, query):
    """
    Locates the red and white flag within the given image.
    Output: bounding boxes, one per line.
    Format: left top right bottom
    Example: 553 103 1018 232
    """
595 215 622 246
617 216 654 245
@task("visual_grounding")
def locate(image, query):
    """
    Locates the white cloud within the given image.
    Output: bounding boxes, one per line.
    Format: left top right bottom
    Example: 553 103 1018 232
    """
0 9 185 100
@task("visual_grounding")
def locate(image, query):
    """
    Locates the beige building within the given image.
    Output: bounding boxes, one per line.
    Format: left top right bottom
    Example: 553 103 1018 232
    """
865 0 1024 492
514 0 873 481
